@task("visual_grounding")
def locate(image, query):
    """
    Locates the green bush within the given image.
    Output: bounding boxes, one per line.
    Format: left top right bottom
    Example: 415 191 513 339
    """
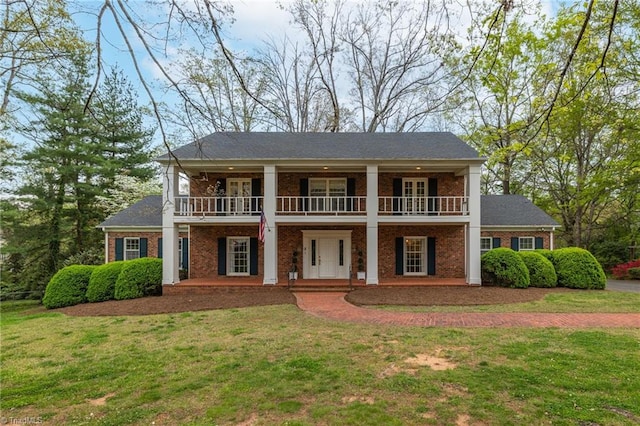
114 258 163 300
42 265 96 309
518 251 557 288
553 247 606 289
481 248 530 288
86 261 124 302
535 249 555 265
628 267 640 280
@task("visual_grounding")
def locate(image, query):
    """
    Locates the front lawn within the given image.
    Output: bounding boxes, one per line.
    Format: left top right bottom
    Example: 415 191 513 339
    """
1 302 639 425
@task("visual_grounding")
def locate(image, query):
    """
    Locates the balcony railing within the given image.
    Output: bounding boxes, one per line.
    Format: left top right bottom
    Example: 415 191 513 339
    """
175 196 263 216
174 196 468 217
278 196 367 215
378 196 468 216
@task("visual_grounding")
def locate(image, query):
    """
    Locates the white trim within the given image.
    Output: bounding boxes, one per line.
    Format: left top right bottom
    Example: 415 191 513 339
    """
302 230 352 279
403 236 428 276
480 237 492 254
124 237 141 261
519 236 535 251
227 236 251 276
104 232 109 263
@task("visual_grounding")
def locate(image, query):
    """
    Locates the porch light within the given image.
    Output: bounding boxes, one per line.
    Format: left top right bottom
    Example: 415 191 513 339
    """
416 167 421 170
228 167 234 170
323 166 329 170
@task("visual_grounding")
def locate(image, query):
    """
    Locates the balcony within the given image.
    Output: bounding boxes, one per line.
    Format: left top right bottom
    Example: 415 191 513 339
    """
174 196 468 218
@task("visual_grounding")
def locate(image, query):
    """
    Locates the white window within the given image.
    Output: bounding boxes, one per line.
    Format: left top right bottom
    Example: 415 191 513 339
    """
178 238 184 269
227 179 252 213
480 237 493 254
519 237 534 251
405 237 427 275
228 237 250 276
309 178 346 212
124 238 140 260
403 178 427 213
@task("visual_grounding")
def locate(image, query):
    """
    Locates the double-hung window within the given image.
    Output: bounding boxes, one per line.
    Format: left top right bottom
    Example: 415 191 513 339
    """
404 237 427 275
480 237 493 255
124 237 140 260
519 237 534 251
228 237 250 276
309 178 346 212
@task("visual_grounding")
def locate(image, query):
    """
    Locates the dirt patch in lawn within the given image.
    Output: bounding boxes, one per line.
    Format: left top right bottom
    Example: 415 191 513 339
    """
346 286 569 306
46 286 569 317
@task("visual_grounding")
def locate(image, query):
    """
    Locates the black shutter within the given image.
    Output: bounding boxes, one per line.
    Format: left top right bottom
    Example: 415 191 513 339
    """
347 178 356 211
511 237 519 251
250 237 259 276
182 238 189 269
157 238 163 258
140 238 148 257
395 237 404 275
392 178 402 215
535 237 544 250
427 237 436 276
300 178 309 212
251 178 261 215
428 178 438 215
216 178 226 214
218 237 227 275
492 237 501 250
115 238 124 261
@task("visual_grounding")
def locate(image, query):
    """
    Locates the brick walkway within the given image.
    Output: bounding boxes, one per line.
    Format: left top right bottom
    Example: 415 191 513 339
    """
293 292 640 328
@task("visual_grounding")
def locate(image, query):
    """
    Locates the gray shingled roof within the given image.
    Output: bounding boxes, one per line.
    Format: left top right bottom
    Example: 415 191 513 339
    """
100 194 558 228
481 195 558 227
158 132 481 161
99 195 162 228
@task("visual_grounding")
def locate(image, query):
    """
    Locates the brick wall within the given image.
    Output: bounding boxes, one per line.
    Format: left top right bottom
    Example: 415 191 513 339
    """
106 231 187 262
379 225 466 279
481 231 552 250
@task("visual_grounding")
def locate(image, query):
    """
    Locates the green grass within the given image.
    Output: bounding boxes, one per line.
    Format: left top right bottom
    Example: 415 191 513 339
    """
1 302 639 425
374 291 640 313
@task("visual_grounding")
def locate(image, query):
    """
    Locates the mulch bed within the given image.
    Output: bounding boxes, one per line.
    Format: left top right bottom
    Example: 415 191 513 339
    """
48 286 569 317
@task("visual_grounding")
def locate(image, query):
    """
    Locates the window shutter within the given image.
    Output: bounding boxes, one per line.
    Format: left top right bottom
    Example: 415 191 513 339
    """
250 237 259 276
216 179 226 214
395 237 404 275
347 178 356 211
300 178 309 212
428 178 438 215
251 178 261 215
535 237 544 250
511 237 519 251
492 237 501 249
218 237 227 275
157 238 163 258
427 237 436 276
392 178 402 215
140 238 148 257
182 238 189 269
115 238 124 261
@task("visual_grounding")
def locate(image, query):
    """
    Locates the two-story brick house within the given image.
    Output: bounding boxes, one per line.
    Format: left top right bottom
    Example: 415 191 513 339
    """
100 132 558 287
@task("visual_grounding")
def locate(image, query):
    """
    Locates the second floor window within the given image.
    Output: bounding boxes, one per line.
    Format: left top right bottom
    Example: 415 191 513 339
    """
309 178 346 212
403 178 427 213
228 179 252 213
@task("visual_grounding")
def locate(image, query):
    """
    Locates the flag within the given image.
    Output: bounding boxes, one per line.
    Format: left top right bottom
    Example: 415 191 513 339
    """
259 210 266 243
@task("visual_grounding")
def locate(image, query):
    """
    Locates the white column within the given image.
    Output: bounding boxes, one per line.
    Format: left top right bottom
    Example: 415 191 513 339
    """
162 164 180 285
366 165 379 285
467 165 482 285
263 165 278 284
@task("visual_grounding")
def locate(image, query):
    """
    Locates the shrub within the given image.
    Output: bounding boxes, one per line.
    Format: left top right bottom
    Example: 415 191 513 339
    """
518 251 557 288
42 265 96 309
535 249 555 265
86 261 124 302
481 248 530 288
114 258 163 300
611 259 640 279
553 248 606 289
628 267 640 280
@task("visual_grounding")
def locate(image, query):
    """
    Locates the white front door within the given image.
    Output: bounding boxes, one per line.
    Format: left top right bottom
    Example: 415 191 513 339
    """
302 231 351 279
318 238 338 278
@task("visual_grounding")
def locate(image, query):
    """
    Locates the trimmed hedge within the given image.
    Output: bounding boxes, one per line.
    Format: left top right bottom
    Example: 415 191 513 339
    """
86 261 124 302
114 258 163 300
518 251 557 288
628 267 640 280
553 248 606 289
481 248 530 288
42 265 96 309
